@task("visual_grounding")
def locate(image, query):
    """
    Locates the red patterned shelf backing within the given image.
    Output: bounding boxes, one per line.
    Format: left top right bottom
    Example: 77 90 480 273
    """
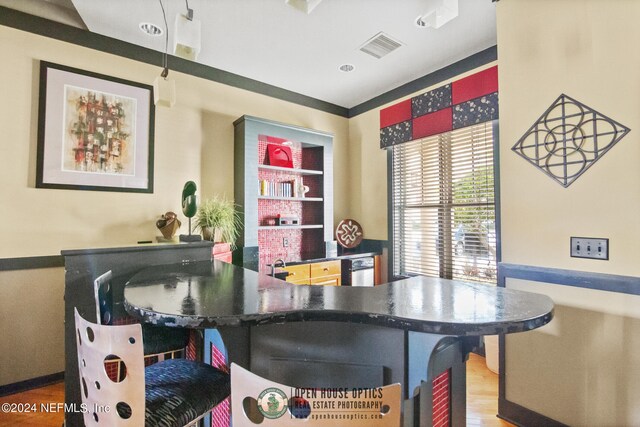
257 134 325 273
258 228 324 273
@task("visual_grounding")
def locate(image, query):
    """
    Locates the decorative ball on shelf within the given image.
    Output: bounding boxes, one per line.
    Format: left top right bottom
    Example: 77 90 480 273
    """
336 218 364 249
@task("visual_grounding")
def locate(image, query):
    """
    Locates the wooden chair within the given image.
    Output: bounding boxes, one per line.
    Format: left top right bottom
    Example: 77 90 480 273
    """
94 270 189 370
230 363 401 427
74 308 230 426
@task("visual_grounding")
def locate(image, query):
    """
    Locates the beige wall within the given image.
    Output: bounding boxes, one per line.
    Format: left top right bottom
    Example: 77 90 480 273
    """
0 25 350 259
507 279 640 426
0 268 65 385
0 25 349 385
498 0 640 425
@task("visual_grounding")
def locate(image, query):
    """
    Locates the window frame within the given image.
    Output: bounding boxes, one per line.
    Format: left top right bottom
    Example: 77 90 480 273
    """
386 120 501 282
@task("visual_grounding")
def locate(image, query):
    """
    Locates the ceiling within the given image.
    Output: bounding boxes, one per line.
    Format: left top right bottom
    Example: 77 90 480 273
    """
1 0 497 109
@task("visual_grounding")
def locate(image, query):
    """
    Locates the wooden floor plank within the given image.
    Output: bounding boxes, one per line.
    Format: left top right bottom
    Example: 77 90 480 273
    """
467 353 514 427
0 353 514 426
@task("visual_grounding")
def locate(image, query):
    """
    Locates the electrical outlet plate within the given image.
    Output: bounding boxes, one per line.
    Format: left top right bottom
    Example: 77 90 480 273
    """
283 237 289 247
570 237 609 260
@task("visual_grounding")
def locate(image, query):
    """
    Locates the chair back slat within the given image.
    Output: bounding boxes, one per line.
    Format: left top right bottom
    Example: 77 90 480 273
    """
94 270 114 325
74 308 145 425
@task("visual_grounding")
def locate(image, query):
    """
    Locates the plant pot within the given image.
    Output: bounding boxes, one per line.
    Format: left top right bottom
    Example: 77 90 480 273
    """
202 227 222 242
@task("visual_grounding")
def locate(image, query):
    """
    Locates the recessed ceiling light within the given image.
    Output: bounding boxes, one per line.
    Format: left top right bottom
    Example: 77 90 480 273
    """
339 64 355 73
139 22 163 36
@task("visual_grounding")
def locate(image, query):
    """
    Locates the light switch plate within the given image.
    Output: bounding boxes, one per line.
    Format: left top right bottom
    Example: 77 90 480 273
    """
570 237 609 260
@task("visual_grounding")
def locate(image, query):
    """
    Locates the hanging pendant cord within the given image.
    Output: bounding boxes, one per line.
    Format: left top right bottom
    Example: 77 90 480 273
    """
158 0 169 78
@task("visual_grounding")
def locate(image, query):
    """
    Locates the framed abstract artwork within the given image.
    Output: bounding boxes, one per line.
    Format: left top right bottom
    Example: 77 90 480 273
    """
36 61 154 193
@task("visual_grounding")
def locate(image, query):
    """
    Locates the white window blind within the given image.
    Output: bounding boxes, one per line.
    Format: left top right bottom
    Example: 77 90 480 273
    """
392 122 496 284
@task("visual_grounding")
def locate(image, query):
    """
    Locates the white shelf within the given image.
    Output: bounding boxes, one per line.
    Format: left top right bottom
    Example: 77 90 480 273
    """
258 196 323 202
258 164 323 175
258 224 324 230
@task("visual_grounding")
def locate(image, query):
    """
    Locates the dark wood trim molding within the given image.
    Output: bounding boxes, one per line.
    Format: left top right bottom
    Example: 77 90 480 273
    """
0 255 64 271
0 6 348 117
348 45 498 118
0 6 496 119
0 372 64 397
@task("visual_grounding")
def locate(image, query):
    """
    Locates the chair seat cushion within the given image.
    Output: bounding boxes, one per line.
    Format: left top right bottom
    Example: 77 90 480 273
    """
143 359 230 427
141 324 190 355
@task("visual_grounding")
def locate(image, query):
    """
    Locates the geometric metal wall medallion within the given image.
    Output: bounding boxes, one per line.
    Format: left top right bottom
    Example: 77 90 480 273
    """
512 94 630 187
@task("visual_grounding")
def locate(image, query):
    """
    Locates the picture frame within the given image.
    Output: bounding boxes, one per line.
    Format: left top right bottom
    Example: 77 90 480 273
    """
36 61 154 193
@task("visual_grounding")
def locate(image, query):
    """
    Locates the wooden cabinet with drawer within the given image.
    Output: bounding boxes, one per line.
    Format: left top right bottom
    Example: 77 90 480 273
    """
283 263 311 285
310 260 341 286
283 260 341 286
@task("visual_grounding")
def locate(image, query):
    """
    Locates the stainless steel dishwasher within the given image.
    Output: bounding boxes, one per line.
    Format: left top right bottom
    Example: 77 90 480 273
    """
341 256 375 286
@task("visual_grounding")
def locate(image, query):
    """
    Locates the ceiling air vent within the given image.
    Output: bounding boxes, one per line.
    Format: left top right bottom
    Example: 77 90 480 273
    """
359 32 403 59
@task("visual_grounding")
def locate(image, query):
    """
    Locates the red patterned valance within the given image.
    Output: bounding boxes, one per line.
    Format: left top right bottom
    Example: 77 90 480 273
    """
380 66 498 148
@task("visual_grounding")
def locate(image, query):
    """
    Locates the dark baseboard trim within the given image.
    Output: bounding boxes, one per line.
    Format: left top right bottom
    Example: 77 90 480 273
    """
0 372 64 397
498 262 640 296
0 255 64 272
498 398 568 427
348 45 498 117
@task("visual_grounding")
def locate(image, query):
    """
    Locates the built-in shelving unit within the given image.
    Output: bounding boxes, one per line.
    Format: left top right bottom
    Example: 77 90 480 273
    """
234 115 334 272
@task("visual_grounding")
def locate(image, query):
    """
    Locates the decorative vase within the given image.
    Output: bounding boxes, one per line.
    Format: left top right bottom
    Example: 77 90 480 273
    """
156 212 181 239
159 220 181 239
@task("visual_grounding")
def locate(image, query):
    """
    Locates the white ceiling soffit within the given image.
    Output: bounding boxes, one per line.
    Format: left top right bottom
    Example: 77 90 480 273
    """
0 0 86 28
65 0 496 108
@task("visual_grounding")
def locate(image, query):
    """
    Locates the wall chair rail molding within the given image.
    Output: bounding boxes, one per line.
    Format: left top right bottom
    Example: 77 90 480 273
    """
511 94 630 187
0 255 64 272
378 66 499 148
497 263 640 296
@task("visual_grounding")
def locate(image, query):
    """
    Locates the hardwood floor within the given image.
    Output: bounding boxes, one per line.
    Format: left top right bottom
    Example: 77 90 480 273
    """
0 354 513 426
466 353 514 427
0 382 64 427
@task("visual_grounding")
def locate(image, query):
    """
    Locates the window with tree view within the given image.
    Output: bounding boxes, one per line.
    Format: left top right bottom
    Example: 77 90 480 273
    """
392 121 496 284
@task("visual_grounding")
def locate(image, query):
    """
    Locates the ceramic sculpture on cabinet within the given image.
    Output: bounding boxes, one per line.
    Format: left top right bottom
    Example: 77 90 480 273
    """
179 180 202 242
156 211 181 241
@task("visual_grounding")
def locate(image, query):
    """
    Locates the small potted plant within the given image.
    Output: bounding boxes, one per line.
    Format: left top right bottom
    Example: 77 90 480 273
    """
193 195 241 246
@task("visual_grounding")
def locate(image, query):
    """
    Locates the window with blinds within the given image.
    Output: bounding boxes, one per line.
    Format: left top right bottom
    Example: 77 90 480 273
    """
391 121 496 284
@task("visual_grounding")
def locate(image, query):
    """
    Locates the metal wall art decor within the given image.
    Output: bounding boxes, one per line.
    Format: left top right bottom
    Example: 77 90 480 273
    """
512 94 630 187
36 61 154 193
